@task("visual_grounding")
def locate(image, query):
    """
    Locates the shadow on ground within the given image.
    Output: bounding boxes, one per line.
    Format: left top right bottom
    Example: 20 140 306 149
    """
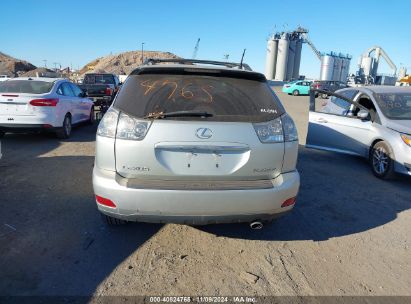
199 146 411 241
0 125 162 296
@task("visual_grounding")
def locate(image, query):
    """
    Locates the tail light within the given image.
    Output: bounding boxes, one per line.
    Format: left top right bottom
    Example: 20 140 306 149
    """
105 87 113 96
281 197 297 208
116 112 151 140
97 108 152 141
30 98 59 107
253 114 298 143
314 84 320 89
95 195 116 208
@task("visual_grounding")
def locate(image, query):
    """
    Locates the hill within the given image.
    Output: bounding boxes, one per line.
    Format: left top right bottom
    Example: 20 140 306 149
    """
0 52 36 76
80 50 180 75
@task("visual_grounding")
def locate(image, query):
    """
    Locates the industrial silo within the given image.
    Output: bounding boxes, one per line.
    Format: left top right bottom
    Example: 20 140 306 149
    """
292 39 302 80
339 58 350 82
274 33 289 81
320 55 334 81
264 37 278 80
286 39 296 81
332 57 342 81
361 56 373 77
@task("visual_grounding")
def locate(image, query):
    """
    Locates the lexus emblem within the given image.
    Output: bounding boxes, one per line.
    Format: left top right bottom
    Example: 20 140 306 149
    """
195 128 212 139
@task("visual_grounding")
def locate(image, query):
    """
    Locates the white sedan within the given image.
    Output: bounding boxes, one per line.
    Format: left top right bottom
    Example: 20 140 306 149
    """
0 77 94 138
307 86 411 179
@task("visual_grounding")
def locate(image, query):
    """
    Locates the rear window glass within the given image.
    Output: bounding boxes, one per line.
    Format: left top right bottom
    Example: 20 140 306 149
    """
0 80 54 94
114 74 284 122
84 75 114 84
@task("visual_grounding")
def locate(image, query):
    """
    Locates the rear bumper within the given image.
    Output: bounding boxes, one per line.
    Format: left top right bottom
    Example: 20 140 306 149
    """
0 124 58 133
92 166 300 224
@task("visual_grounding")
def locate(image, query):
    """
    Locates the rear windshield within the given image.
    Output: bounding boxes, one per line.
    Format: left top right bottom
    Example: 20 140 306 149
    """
114 74 284 122
0 80 54 94
84 75 114 85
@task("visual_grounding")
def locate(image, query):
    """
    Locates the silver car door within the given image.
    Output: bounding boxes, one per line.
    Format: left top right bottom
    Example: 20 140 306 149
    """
307 89 374 157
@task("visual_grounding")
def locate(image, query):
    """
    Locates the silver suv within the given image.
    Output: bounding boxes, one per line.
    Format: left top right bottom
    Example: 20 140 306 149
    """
93 59 300 226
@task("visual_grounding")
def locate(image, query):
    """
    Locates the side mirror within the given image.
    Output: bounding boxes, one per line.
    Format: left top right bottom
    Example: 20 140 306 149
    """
357 109 370 120
81 91 88 98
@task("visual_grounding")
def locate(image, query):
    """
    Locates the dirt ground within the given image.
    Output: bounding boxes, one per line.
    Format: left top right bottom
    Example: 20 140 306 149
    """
0 90 410 299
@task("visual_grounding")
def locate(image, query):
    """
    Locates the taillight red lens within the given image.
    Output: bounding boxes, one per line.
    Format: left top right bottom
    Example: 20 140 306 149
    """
95 195 116 208
30 98 59 106
281 197 297 208
105 87 113 96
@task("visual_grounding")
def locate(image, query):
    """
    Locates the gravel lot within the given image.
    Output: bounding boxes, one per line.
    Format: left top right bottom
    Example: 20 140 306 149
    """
0 89 410 298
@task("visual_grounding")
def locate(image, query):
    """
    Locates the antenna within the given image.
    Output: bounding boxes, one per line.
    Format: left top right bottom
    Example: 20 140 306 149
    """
239 49 246 69
192 38 200 59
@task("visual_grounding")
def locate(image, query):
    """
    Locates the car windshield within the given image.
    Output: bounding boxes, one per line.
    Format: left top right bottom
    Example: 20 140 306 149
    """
84 75 114 84
114 73 284 122
374 92 411 120
0 80 54 94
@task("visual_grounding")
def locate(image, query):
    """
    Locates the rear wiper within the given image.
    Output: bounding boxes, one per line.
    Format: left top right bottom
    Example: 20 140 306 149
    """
143 111 213 119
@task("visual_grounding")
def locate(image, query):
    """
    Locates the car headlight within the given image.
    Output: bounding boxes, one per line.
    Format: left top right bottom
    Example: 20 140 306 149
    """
400 133 411 147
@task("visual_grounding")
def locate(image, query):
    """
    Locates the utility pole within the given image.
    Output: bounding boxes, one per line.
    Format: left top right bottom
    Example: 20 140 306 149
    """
53 62 58 71
223 54 229 61
43 60 47 68
141 42 145 64
192 38 200 59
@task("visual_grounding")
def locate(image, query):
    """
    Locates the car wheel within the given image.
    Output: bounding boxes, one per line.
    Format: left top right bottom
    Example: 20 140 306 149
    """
88 107 96 124
102 214 127 226
56 114 72 139
0 131 5 138
370 141 396 179
292 90 299 96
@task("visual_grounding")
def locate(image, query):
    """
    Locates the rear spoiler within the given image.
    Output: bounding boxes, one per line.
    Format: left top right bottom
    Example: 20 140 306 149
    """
130 66 266 82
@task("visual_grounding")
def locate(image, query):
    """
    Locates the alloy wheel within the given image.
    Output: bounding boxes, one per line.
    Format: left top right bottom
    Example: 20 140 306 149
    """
372 147 389 174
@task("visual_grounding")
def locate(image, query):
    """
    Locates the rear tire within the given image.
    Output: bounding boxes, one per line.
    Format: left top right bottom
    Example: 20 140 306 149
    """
292 90 299 96
56 114 72 139
370 141 396 179
88 107 96 125
101 214 127 226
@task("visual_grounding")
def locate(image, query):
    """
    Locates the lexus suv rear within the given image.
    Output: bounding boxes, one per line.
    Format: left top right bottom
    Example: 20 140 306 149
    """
93 59 300 225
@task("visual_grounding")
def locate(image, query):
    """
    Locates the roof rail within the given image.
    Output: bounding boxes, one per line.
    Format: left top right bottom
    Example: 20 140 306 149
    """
143 58 252 71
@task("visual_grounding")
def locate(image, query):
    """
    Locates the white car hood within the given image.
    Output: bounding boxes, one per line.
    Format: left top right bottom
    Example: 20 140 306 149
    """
386 120 411 135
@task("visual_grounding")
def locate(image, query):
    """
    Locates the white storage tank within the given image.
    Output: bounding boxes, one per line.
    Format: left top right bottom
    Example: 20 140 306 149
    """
264 37 278 80
292 39 302 80
332 57 342 81
286 39 296 81
320 55 334 81
274 33 289 81
361 56 373 77
339 58 350 83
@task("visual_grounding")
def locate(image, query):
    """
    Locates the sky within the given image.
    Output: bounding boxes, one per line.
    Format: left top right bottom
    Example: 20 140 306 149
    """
1 0 410 78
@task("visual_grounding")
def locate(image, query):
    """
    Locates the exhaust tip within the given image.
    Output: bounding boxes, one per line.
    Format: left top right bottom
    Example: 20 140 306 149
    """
250 221 263 230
